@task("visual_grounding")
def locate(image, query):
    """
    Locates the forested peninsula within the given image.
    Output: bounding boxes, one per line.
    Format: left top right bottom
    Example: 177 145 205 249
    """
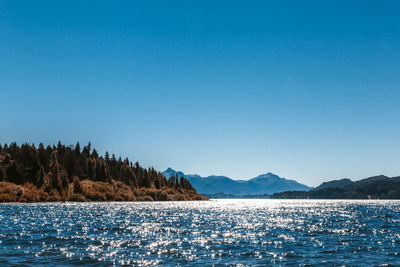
0 142 207 202
272 176 400 199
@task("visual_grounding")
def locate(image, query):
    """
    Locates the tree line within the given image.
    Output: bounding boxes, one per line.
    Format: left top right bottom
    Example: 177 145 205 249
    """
0 142 195 195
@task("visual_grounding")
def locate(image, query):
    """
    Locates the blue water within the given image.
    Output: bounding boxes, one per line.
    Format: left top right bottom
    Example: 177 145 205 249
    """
1 199 399 266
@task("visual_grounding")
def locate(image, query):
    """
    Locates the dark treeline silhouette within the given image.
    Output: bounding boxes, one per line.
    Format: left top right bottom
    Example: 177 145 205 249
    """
0 142 205 202
272 175 400 199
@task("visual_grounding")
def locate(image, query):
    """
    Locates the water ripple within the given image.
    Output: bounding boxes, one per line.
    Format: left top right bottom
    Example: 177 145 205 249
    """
1 199 400 266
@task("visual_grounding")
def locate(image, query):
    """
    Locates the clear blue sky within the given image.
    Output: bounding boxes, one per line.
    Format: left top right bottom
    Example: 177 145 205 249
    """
1 1 399 186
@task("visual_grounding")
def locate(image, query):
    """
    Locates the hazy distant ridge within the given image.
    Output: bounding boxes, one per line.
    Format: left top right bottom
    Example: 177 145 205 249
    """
162 168 312 195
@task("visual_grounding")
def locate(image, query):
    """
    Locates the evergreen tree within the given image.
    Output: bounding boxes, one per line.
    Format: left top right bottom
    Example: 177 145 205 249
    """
38 143 45 151
57 141 63 150
91 149 99 158
82 143 90 156
154 177 160 189
6 162 24 185
75 142 81 155
87 142 91 154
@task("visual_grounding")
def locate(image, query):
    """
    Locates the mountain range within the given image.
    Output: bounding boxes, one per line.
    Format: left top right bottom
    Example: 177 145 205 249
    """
162 168 312 195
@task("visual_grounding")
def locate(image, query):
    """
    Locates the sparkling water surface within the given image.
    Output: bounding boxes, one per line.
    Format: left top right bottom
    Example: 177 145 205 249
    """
1 199 399 266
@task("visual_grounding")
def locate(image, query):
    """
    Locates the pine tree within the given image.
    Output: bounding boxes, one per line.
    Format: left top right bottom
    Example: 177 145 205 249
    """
6 162 24 185
38 143 45 151
75 142 81 155
82 143 91 156
91 149 99 158
57 140 63 150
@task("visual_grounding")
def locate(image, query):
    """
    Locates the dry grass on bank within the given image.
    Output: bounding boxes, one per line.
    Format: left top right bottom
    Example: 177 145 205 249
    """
0 180 208 202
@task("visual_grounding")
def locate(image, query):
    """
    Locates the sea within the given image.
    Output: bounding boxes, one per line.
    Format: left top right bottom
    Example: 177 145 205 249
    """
1 199 399 266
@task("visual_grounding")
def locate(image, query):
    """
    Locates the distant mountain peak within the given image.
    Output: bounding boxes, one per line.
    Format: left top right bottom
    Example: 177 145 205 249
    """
251 172 284 181
162 168 312 195
162 168 185 179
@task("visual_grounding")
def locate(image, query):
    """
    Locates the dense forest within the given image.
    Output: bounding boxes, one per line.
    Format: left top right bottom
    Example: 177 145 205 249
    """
0 142 207 202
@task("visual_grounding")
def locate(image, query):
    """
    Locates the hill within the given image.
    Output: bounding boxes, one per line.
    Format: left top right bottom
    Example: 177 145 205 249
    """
272 175 400 199
316 178 353 190
162 168 312 195
0 142 207 202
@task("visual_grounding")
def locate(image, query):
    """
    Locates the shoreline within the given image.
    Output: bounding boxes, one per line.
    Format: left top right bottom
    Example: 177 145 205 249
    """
0 180 208 203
